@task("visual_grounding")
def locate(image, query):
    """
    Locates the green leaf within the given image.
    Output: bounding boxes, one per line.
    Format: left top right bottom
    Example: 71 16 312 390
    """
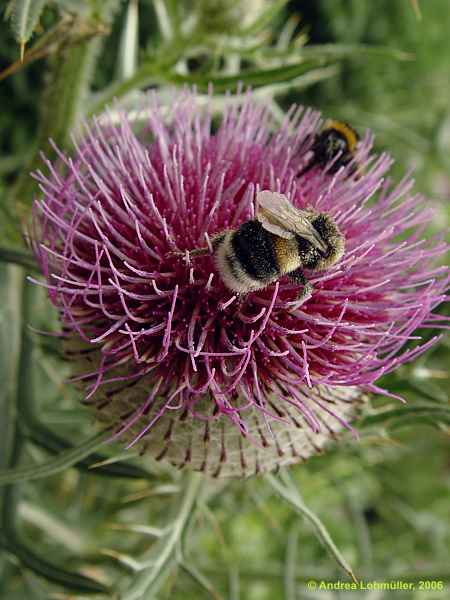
382 376 449 402
266 471 358 584
9 1 122 222
0 267 23 473
168 59 328 93
358 405 450 429
254 64 340 98
241 0 289 36
89 57 327 116
9 0 47 51
153 0 174 41
53 0 90 11
409 379 449 403
300 43 414 62
4 1 15 19
284 523 300 600
0 247 38 272
0 430 110 486
0 276 109 596
117 0 139 80
0 537 109 595
179 560 224 600
122 473 202 600
24 419 152 479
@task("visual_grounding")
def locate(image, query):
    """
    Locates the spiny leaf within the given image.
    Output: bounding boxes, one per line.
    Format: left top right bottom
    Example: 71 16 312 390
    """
0 247 38 272
241 0 289 36
0 14 110 82
179 560 224 600
266 471 358 584
253 65 340 98
0 267 23 486
122 473 202 600
117 0 139 80
0 537 109 594
89 58 328 116
358 404 450 429
300 43 414 62
25 419 152 479
284 524 300 600
168 59 328 93
410 0 422 20
0 430 110 485
9 0 47 52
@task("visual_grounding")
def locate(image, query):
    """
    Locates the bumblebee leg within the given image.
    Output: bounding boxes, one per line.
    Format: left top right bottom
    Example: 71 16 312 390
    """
167 232 227 261
189 247 211 257
166 247 209 258
167 242 218 259
288 267 313 299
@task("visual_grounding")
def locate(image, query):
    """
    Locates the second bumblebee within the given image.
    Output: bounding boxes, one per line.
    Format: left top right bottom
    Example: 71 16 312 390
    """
298 119 360 177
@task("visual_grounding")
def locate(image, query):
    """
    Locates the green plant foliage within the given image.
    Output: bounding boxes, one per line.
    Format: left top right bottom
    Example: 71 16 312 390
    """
297 0 450 197
6 0 47 54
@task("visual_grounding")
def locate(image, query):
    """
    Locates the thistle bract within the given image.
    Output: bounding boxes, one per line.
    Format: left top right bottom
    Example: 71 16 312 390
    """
31 90 449 477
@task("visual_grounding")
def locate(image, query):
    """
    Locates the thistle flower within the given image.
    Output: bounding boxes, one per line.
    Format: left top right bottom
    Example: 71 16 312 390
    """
30 90 449 477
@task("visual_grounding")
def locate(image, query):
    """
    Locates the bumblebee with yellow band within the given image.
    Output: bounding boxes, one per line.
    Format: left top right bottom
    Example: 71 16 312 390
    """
178 191 345 301
298 119 360 177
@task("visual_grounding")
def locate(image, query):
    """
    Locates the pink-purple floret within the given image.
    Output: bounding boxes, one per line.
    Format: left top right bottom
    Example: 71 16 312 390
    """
30 90 449 442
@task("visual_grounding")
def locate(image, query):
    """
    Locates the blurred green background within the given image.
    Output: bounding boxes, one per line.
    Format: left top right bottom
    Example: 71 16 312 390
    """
0 1 449 599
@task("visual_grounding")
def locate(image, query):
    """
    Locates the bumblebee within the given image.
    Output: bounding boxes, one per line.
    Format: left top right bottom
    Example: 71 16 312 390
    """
298 119 360 177
184 191 345 300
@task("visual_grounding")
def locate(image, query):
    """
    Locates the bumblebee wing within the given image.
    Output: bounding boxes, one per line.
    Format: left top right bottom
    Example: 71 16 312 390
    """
256 191 308 237
256 190 327 251
257 213 295 239
256 191 295 239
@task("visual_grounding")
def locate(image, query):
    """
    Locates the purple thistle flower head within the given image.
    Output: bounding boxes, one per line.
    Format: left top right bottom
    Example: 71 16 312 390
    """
30 90 449 477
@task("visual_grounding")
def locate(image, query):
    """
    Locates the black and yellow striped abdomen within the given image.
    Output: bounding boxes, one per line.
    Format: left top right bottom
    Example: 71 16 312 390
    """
214 220 281 293
271 236 302 274
231 220 279 280
212 220 305 294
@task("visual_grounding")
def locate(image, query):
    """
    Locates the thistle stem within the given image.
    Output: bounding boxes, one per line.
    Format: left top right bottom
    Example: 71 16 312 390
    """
8 3 121 243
